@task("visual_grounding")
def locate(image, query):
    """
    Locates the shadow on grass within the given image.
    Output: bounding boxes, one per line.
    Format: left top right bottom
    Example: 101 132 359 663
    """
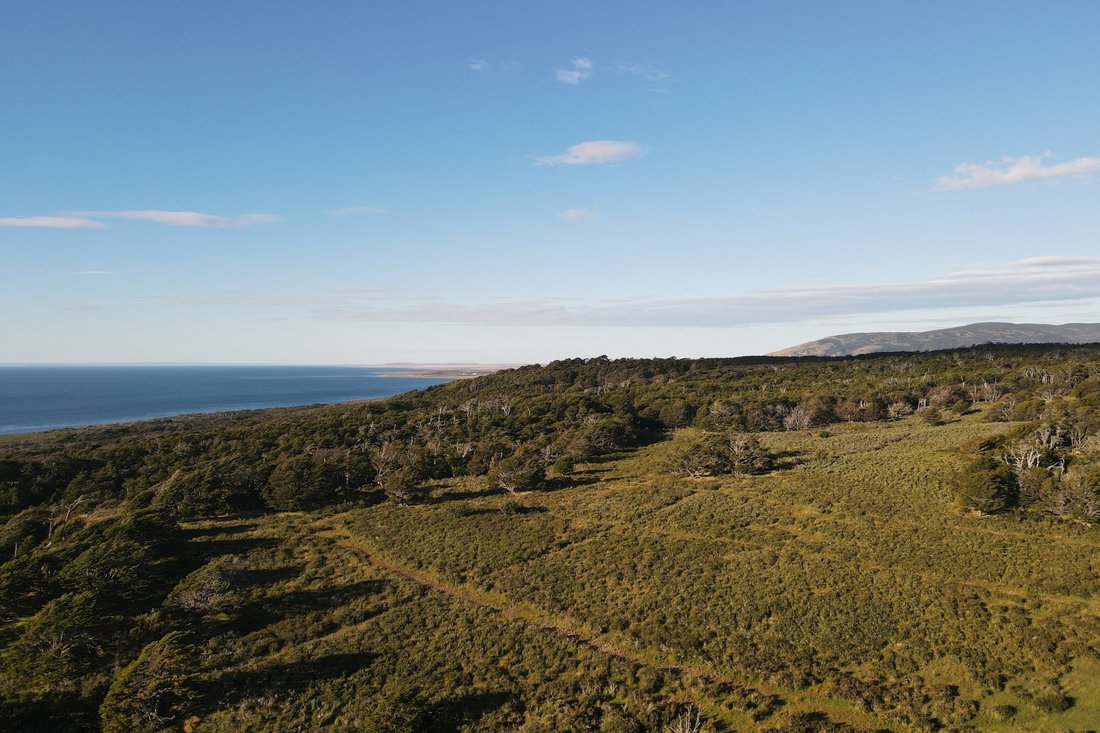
498 501 549 515
0 691 99 733
430 689 515 732
194 651 380 712
271 579 388 611
195 535 279 557
189 579 389 638
178 521 258 539
545 474 601 491
772 449 808 471
155 535 281 602
234 564 305 588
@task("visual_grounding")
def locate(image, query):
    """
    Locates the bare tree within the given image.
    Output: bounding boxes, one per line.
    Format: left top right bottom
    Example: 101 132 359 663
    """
666 706 704 733
64 494 90 523
1001 441 1046 472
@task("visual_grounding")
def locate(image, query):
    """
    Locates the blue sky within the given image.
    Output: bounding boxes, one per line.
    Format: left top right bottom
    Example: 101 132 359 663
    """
3 1 1100 364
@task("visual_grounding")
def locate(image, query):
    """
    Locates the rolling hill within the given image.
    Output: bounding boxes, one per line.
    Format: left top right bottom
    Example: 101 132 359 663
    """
770 322 1100 357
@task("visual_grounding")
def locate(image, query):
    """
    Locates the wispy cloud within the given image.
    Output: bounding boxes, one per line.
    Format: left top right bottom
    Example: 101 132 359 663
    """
327 206 388 216
555 57 592 84
158 286 417 307
159 258 1100 331
322 285 409 295
0 215 107 229
560 208 597 221
68 270 115 276
306 258 1100 328
615 62 671 82
67 210 282 227
536 140 641 166
466 58 519 73
1008 256 1100 268
934 152 1100 190
160 294 361 306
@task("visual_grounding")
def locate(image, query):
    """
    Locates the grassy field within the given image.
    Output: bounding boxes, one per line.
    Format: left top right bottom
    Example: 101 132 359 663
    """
167 409 1099 732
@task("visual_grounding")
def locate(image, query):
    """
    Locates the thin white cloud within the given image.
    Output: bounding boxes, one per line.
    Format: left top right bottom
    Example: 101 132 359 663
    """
555 57 592 84
615 63 671 82
157 288 422 306
0 215 107 229
327 206 388 216
536 140 641 166
68 210 282 227
161 257 1100 332
1008 256 1100 268
934 152 1100 190
160 294 359 306
560 208 597 221
322 285 409 294
306 257 1100 328
68 270 115 276
467 57 489 72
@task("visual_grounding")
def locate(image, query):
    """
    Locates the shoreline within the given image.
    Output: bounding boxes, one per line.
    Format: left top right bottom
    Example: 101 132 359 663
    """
0 365 513 440
0 394 401 441
378 367 508 379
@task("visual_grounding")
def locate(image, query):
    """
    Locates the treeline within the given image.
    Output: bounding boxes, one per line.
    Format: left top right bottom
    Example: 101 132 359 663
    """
5 346 1100 525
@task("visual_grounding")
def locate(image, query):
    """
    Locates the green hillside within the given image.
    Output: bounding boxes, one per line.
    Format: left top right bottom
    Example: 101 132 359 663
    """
3 346 1099 732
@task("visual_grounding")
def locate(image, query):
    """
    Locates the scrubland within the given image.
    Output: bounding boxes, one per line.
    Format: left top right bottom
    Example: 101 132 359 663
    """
3 346 1099 731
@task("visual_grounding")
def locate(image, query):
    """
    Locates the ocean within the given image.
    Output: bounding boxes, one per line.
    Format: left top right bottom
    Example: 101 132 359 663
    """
0 366 448 435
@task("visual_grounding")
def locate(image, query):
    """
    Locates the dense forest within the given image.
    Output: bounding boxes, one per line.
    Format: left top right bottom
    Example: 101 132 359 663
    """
2 345 1099 732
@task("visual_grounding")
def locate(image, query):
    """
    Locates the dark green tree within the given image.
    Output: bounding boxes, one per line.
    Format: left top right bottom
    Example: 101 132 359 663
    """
955 458 1016 514
6 591 104 685
490 447 547 493
382 465 430 505
99 631 194 733
666 432 772 478
263 455 343 510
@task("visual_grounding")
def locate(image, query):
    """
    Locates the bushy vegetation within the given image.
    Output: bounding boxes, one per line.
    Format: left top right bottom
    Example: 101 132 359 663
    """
2 344 1100 731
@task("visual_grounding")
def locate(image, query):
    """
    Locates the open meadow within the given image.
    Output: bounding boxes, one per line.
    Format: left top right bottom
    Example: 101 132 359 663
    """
168 413 1099 732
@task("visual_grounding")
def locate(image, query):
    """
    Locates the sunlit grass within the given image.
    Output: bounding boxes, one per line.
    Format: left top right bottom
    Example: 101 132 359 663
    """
154 412 1097 731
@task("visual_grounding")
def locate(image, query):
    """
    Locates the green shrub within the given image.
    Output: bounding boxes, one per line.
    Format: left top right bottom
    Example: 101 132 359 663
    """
550 455 576 476
445 501 476 517
1031 691 1072 713
490 447 546 493
99 631 194 733
364 680 428 733
382 466 430 505
955 457 1016 514
917 407 945 426
665 432 772 478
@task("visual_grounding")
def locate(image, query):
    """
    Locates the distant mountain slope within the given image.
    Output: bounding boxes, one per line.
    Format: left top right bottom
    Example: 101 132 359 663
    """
769 322 1100 357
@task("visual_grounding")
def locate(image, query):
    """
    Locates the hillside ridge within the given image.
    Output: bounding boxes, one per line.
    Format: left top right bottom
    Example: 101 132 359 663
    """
770 321 1100 357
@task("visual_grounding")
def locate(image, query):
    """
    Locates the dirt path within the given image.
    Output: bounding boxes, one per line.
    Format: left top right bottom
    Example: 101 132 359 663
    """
315 518 760 692
313 517 903 731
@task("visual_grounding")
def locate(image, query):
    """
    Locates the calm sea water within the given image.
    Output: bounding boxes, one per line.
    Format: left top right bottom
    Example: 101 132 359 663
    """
0 366 448 435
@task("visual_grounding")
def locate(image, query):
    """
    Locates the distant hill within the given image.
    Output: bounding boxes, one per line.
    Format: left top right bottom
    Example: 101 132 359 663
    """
769 321 1100 357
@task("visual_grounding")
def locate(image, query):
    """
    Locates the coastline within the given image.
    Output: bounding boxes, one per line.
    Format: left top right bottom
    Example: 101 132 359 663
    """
0 365 514 439
362 364 518 379
0 393 408 443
